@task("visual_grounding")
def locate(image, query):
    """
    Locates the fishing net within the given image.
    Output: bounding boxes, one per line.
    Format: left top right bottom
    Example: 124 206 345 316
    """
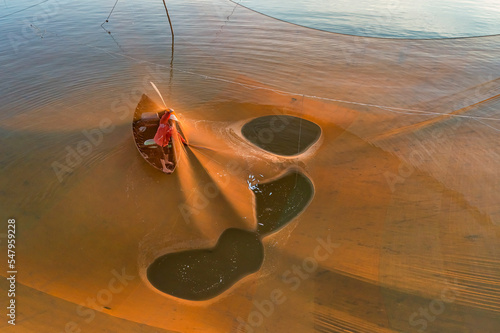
1 0 499 332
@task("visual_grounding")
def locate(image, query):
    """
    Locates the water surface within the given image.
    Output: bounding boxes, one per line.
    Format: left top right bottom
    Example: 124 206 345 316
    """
242 115 321 156
147 170 313 300
239 0 500 38
1 0 500 332
147 228 263 301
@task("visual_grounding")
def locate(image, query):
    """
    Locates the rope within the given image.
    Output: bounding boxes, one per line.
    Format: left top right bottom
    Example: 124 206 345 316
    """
105 0 119 22
294 95 305 188
296 105 303 155
0 0 49 19
215 0 241 39
101 0 119 33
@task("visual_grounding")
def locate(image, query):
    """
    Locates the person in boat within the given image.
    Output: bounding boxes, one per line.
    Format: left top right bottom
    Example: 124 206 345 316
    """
153 109 187 147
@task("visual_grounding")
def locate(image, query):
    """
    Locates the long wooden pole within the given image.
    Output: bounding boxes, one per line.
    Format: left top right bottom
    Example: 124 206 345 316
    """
162 0 174 42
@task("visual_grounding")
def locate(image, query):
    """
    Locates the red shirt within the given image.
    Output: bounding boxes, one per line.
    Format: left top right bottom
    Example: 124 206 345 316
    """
154 113 173 147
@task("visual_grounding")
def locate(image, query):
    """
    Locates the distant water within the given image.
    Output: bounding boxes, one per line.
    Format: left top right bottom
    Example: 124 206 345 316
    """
241 115 321 156
239 0 500 38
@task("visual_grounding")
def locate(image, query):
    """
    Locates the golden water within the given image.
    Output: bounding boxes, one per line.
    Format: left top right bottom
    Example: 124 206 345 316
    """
1 0 500 332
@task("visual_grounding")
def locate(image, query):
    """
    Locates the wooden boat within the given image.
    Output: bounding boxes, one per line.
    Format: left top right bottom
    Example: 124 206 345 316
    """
132 94 187 174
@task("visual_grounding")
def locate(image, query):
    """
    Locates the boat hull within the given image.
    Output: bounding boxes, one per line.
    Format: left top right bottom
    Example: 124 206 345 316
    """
132 94 185 174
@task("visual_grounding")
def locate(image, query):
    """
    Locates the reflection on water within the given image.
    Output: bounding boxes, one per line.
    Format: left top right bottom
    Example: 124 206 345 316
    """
241 115 321 156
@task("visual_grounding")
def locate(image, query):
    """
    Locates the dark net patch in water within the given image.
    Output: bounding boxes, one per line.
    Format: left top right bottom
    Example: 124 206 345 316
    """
242 115 321 156
253 171 314 236
147 228 263 301
147 171 313 300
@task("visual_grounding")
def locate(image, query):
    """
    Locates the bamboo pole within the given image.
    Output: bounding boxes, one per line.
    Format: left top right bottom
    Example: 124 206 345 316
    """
162 0 174 42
